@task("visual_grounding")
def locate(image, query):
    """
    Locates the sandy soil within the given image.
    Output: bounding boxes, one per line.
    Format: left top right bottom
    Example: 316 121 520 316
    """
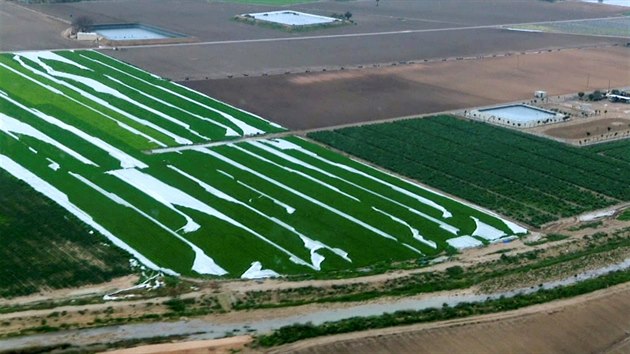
272 281 630 354
0 275 138 307
0 1 87 51
183 46 630 129
106 336 253 354
544 117 630 139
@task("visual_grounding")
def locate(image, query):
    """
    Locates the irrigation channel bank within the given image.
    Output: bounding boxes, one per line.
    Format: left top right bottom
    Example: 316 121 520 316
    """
2 257 630 351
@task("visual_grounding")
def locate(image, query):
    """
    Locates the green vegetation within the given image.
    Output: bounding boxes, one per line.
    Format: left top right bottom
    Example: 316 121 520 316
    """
0 51 524 280
0 171 131 298
588 139 630 163
255 267 630 347
232 228 629 310
618 209 630 221
309 115 630 227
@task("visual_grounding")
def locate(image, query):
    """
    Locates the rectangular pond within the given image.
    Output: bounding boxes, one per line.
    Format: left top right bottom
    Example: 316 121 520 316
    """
91 24 185 41
246 11 338 26
478 105 558 124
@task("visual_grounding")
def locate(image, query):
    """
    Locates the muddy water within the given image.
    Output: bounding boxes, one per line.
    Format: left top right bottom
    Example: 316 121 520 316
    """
2 258 630 350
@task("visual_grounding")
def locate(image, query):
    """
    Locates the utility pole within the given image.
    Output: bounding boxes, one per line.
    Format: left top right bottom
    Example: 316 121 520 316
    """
586 73 590 89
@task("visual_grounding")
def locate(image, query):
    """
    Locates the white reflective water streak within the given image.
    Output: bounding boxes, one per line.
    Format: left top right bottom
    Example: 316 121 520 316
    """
70 172 227 276
0 90 148 169
81 52 267 136
0 111 97 166
14 54 189 145
0 61 166 147
168 165 350 270
108 168 314 270
0 155 177 275
194 147 399 242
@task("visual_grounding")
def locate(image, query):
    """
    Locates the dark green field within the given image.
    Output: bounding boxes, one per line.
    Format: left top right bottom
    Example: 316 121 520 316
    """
309 116 630 228
0 172 131 298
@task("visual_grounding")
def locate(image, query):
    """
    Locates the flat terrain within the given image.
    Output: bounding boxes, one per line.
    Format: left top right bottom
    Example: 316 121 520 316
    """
0 50 526 279
273 281 630 354
7 0 624 79
29 0 626 42
0 170 131 298
309 115 630 227
0 1 86 51
184 46 630 130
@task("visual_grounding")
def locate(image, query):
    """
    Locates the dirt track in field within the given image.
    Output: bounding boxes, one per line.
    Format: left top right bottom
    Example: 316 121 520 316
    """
271 281 630 354
182 46 630 130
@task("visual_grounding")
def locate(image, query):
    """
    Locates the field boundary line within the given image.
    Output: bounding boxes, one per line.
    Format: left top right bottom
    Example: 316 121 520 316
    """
1 15 627 54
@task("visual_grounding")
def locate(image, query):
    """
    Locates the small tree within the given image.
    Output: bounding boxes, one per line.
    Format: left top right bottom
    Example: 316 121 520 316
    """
344 11 353 21
578 91 585 99
71 16 93 34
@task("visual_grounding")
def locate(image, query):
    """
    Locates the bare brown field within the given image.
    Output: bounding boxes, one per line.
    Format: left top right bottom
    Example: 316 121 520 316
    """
106 336 253 354
183 46 630 130
273 282 630 354
544 117 630 139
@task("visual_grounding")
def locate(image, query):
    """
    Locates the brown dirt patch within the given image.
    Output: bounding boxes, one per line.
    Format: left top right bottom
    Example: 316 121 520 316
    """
182 46 630 130
107 336 253 354
272 282 630 354
544 117 630 139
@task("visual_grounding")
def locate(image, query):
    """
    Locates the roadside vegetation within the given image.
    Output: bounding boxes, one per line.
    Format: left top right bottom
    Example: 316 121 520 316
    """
309 115 630 227
255 266 630 347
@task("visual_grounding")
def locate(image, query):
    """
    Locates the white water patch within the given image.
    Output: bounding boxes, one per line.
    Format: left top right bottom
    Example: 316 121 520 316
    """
108 168 313 270
470 216 507 241
195 147 399 242
14 54 190 145
239 181 295 214
168 165 350 270
104 74 239 138
241 261 280 279
0 111 97 166
0 155 177 275
70 173 227 275
578 210 616 222
22 51 91 71
264 139 453 219
0 91 148 169
46 158 60 171
79 53 266 136
233 143 360 203
402 243 424 255
103 75 212 141
447 236 483 250
373 207 437 249
0 61 165 147
28 147 38 154
271 217 351 270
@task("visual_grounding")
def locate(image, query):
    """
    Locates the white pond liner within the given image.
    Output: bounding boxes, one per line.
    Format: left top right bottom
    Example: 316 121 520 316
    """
470 216 507 241
245 11 338 26
447 235 483 250
241 261 280 279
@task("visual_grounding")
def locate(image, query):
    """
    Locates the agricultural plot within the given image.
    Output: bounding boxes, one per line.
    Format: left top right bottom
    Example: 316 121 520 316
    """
0 170 131 298
0 51 525 279
588 139 630 163
309 116 630 228
510 17 630 37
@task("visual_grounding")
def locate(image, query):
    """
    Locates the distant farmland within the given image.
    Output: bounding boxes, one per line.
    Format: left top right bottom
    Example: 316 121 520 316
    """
0 51 525 279
309 116 630 227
